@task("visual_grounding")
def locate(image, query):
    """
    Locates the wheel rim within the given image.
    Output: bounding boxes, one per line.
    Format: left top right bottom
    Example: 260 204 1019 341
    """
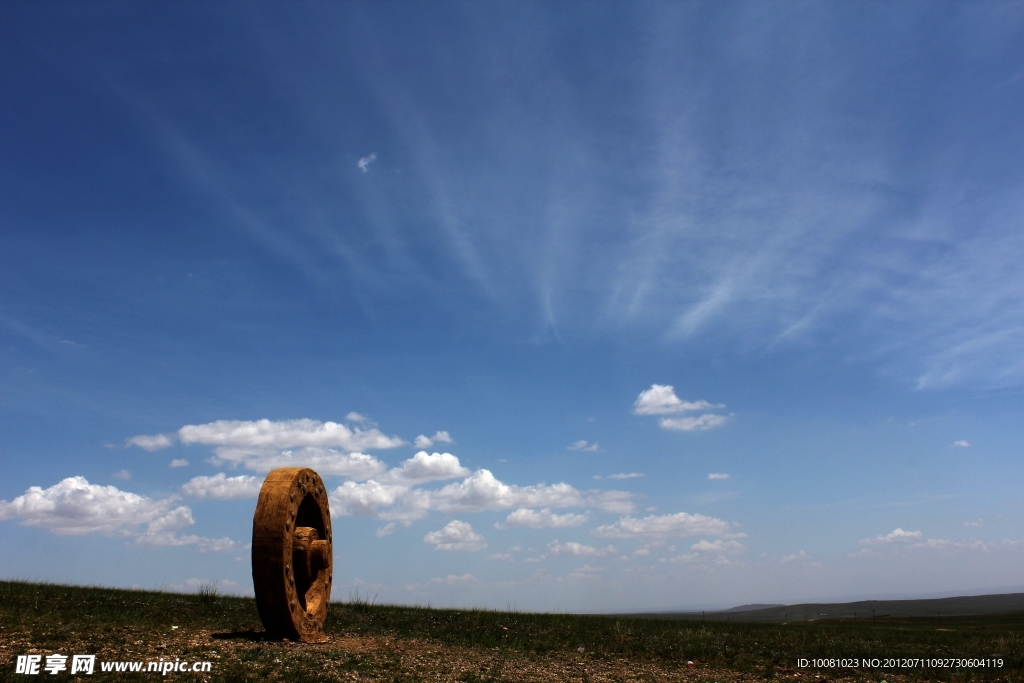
251 467 333 642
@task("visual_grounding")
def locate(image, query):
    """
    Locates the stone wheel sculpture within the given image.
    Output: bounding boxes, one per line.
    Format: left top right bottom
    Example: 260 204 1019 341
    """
252 467 333 642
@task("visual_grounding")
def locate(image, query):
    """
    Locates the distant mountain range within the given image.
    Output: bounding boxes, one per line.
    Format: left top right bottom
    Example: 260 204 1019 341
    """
625 592 1024 622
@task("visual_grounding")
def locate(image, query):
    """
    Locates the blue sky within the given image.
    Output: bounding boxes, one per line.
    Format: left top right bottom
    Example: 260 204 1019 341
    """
1 1 1023 612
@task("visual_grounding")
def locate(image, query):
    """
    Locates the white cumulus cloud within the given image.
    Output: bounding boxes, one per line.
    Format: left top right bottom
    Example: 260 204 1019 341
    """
951 440 970 448
422 470 633 516
707 473 731 480
592 512 741 539
381 451 470 484
431 431 454 444
423 520 487 552
224 447 388 477
546 540 617 557
633 385 723 415
633 385 729 431
417 431 455 448
178 418 405 452
169 459 189 468
0 477 237 551
330 468 633 522
568 440 599 451
607 472 644 480
181 473 262 500
331 480 408 517
497 508 589 529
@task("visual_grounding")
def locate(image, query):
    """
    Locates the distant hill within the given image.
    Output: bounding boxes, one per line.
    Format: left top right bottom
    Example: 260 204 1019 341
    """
719 603 785 613
628 592 1024 623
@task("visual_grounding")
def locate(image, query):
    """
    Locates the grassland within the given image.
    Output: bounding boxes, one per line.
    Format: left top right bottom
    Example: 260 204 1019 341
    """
1 581 1021 682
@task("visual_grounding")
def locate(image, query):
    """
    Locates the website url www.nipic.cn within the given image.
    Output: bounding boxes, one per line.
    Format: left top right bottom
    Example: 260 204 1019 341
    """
15 654 213 676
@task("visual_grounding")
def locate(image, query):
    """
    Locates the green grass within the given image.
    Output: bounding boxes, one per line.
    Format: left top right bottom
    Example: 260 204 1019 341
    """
2 580 1022 682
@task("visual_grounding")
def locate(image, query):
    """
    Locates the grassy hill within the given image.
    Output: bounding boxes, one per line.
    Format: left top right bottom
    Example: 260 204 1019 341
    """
633 593 1024 623
2 580 1022 681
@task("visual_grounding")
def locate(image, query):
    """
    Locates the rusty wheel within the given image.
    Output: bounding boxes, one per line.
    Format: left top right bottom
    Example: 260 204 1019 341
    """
251 467 333 642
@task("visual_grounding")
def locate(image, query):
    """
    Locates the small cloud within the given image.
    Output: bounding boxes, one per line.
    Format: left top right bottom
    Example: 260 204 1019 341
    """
707 473 730 480
423 520 487 552
659 414 730 431
346 412 368 422
963 519 983 528
409 431 452 450
383 451 470 484
376 522 397 538
690 539 744 553
951 440 970 448
429 573 477 586
607 472 644 480
181 473 262 500
497 508 588 529
633 385 724 415
634 385 729 432
126 433 175 451
486 552 515 562
357 153 377 173
168 459 189 468
112 469 132 481
568 440 599 452
593 511 741 539
860 528 923 545
781 551 810 563
547 540 617 557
